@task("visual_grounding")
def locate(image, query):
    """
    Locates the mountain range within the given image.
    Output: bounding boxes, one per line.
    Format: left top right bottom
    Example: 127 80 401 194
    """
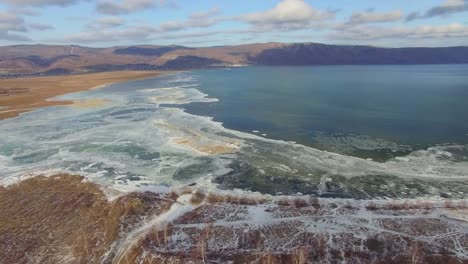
1 42 468 77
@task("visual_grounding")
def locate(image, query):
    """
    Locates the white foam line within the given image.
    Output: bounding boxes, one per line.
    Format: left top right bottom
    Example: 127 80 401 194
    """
2 71 468 201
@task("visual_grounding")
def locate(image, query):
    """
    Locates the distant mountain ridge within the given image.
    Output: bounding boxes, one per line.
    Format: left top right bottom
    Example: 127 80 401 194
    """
1 43 468 77
254 43 468 65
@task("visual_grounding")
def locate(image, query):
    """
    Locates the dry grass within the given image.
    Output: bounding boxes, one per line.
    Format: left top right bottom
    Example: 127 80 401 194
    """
0 174 178 264
276 197 292 206
276 196 320 208
366 202 379 211
308 196 320 208
147 223 172 248
206 193 225 204
2 174 466 263
364 199 468 211
408 242 423 264
225 195 241 205
206 193 270 205
291 247 309 264
167 191 180 201
259 250 277 264
414 201 434 210
386 201 409 210
239 196 261 205
293 198 309 208
0 70 171 120
189 191 206 205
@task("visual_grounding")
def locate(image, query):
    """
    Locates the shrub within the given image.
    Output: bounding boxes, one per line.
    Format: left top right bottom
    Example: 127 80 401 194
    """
206 193 225 204
366 202 378 211
277 197 291 206
189 191 206 205
293 198 308 208
291 246 309 264
308 196 320 208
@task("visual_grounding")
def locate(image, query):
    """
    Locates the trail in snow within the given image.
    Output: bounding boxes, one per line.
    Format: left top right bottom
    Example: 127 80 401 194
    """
112 194 197 263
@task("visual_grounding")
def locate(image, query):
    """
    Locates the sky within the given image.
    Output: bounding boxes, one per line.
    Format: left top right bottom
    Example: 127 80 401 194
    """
1 0 468 47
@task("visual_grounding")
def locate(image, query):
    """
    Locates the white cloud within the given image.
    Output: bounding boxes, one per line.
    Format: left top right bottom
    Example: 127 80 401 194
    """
0 13 27 32
330 23 468 41
241 0 334 30
347 10 403 25
10 8 41 16
406 0 468 21
0 12 30 41
66 6 225 44
63 25 153 43
96 0 174 15
189 7 221 20
29 23 55 31
1 0 83 7
95 16 125 27
155 7 223 32
60 25 226 44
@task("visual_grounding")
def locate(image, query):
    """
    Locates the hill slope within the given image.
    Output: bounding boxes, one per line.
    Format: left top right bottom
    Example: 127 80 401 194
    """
1 43 468 76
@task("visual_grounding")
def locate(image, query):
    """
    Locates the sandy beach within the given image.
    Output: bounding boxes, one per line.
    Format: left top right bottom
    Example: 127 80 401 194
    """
0 71 173 120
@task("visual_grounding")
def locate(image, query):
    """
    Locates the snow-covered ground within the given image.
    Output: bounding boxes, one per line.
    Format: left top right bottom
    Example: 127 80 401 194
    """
107 191 468 263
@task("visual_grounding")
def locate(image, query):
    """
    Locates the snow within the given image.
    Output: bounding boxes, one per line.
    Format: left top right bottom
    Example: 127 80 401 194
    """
112 194 197 263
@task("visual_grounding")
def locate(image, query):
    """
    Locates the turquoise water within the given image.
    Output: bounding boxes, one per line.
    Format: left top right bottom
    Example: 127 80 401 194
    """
185 65 468 160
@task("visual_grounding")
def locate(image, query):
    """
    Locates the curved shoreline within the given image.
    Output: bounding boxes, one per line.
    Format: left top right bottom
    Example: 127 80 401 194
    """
1 70 468 262
1 71 468 200
0 70 176 120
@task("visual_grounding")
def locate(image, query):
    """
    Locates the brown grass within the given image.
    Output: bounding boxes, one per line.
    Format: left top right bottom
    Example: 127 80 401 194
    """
308 196 320 208
189 191 206 205
208 194 270 205
291 247 309 264
167 191 180 201
293 198 309 208
225 194 240 204
0 174 175 264
416 201 434 210
408 241 423 264
239 196 261 205
0 70 172 120
277 197 292 206
276 196 320 208
2 174 466 263
147 223 172 248
206 193 225 204
260 250 277 264
366 202 379 211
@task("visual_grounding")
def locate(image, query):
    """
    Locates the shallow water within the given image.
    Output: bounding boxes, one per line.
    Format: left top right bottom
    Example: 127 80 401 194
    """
1 67 467 199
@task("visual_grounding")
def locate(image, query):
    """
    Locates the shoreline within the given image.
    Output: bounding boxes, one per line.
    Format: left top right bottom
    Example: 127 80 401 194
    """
0 70 176 120
1 71 467 200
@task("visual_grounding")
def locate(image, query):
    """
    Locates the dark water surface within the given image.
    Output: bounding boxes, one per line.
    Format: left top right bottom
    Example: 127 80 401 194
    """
185 65 468 159
1 67 468 199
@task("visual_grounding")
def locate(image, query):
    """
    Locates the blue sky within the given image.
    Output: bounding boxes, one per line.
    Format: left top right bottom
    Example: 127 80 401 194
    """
1 0 468 47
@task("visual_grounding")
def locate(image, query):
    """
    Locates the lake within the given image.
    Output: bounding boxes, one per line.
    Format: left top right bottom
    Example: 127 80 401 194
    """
1 65 467 199
186 65 468 160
